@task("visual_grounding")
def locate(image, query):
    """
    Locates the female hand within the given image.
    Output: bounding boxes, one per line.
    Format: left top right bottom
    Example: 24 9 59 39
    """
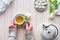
9 21 18 30
25 21 33 32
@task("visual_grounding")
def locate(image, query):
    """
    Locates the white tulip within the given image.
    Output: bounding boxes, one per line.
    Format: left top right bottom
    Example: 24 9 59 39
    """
53 10 58 15
49 13 55 20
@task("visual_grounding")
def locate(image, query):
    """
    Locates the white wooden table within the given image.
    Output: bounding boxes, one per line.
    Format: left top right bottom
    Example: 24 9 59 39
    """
0 0 60 40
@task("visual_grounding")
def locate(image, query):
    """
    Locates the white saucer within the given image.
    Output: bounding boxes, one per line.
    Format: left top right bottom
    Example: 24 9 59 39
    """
34 0 48 12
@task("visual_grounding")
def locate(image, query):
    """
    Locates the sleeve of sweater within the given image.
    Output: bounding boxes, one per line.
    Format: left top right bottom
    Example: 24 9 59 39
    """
25 31 35 40
8 28 17 40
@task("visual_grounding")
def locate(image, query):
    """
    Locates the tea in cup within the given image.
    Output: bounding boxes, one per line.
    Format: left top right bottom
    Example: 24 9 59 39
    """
14 14 25 25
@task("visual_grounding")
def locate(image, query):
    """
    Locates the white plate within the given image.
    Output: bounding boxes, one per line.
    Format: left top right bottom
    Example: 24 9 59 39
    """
34 0 48 12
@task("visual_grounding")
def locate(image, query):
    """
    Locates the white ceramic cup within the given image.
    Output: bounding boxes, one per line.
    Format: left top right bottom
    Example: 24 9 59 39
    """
14 14 25 25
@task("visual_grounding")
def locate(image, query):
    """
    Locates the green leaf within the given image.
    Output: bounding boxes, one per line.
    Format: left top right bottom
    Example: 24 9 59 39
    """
24 16 27 20
49 0 58 14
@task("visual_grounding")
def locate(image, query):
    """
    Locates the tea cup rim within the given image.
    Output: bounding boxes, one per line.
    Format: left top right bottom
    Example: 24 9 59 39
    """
14 14 25 25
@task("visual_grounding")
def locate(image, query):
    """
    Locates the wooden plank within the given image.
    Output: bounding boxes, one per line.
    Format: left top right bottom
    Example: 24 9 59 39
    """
0 13 4 40
4 3 13 40
55 16 60 40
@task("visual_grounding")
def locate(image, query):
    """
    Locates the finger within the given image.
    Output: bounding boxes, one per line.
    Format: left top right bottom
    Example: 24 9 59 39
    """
14 25 18 29
10 20 16 25
27 21 31 26
27 21 32 29
9 21 15 28
26 23 29 29
9 23 14 28
13 24 17 28
12 20 16 25
11 22 17 28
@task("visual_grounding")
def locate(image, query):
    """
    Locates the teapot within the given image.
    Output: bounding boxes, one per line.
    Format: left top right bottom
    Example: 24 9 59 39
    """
41 24 58 40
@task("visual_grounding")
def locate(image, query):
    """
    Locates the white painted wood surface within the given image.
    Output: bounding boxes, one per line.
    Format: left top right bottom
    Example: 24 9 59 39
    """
0 0 60 40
